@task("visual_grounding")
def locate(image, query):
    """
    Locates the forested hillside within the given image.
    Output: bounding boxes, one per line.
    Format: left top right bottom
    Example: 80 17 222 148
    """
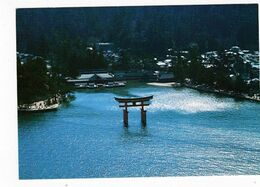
16 4 258 57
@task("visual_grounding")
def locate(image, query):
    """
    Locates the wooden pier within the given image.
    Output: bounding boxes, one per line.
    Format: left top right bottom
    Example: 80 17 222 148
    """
114 95 153 127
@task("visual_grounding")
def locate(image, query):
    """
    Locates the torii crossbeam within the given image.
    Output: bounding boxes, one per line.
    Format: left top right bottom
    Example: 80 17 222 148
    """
114 95 153 127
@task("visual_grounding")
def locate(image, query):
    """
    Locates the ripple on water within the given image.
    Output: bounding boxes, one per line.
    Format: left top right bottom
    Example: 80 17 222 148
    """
146 89 236 113
108 88 237 113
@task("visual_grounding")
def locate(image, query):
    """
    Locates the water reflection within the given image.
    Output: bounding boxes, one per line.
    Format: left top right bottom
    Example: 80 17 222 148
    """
121 126 149 139
18 111 52 127
133 88 237 114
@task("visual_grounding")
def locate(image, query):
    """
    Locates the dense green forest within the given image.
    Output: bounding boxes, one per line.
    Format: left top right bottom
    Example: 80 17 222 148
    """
17 4 258 58
17 57 72 104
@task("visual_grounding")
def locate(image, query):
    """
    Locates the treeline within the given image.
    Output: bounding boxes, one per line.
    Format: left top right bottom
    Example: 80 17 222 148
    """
17 57 72 104
17 4 258 57
48 35 107 77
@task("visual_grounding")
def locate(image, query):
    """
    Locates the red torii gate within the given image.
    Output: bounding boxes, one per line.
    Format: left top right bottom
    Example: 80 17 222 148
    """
114 95 153 127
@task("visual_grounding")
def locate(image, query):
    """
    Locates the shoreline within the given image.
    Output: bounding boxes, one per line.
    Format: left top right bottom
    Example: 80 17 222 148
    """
184 83 260 103
146 81 260 103
18 93 75 112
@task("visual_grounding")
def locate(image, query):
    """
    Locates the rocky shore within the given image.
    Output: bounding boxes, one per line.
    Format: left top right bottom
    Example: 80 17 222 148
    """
18 93 75 112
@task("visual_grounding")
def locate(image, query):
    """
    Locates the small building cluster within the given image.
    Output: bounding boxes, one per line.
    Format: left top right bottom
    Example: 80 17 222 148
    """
17 44 259 94
151 49 190 82
200 46 259 87
66 71 126 89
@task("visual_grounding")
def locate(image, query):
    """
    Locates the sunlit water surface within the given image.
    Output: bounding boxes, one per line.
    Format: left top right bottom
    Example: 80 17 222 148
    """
18 83 260 179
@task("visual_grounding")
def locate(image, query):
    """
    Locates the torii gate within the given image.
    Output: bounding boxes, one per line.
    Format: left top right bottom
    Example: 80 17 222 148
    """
114 95 153 127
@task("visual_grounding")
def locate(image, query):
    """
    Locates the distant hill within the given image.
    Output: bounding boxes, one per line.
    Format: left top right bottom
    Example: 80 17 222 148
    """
16 4 258 57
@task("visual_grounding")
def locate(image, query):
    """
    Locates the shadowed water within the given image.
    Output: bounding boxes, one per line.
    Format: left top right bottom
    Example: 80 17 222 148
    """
18 83 260 179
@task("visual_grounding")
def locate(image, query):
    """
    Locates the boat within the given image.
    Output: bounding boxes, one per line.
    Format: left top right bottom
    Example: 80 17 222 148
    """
75 81 126 89
114 81 126 87
75 83 87 89
18 103 59 112
86 83 98 89
171 82 182 88
104 81 126 88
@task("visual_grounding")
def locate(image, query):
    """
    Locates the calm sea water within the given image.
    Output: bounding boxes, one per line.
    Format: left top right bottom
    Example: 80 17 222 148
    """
18 82 260 179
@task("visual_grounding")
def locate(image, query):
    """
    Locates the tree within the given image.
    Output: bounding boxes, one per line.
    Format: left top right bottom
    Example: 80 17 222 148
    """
173 52 187 83
17 57 49 104
17 56 72 104
118 50 129 70
233 75 248 93
188 43 204 83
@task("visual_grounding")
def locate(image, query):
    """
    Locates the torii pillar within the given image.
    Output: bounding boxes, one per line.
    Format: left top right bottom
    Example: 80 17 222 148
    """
114 95 153 127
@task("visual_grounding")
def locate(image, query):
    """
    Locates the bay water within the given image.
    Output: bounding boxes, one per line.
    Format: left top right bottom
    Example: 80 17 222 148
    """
18 82 260 179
